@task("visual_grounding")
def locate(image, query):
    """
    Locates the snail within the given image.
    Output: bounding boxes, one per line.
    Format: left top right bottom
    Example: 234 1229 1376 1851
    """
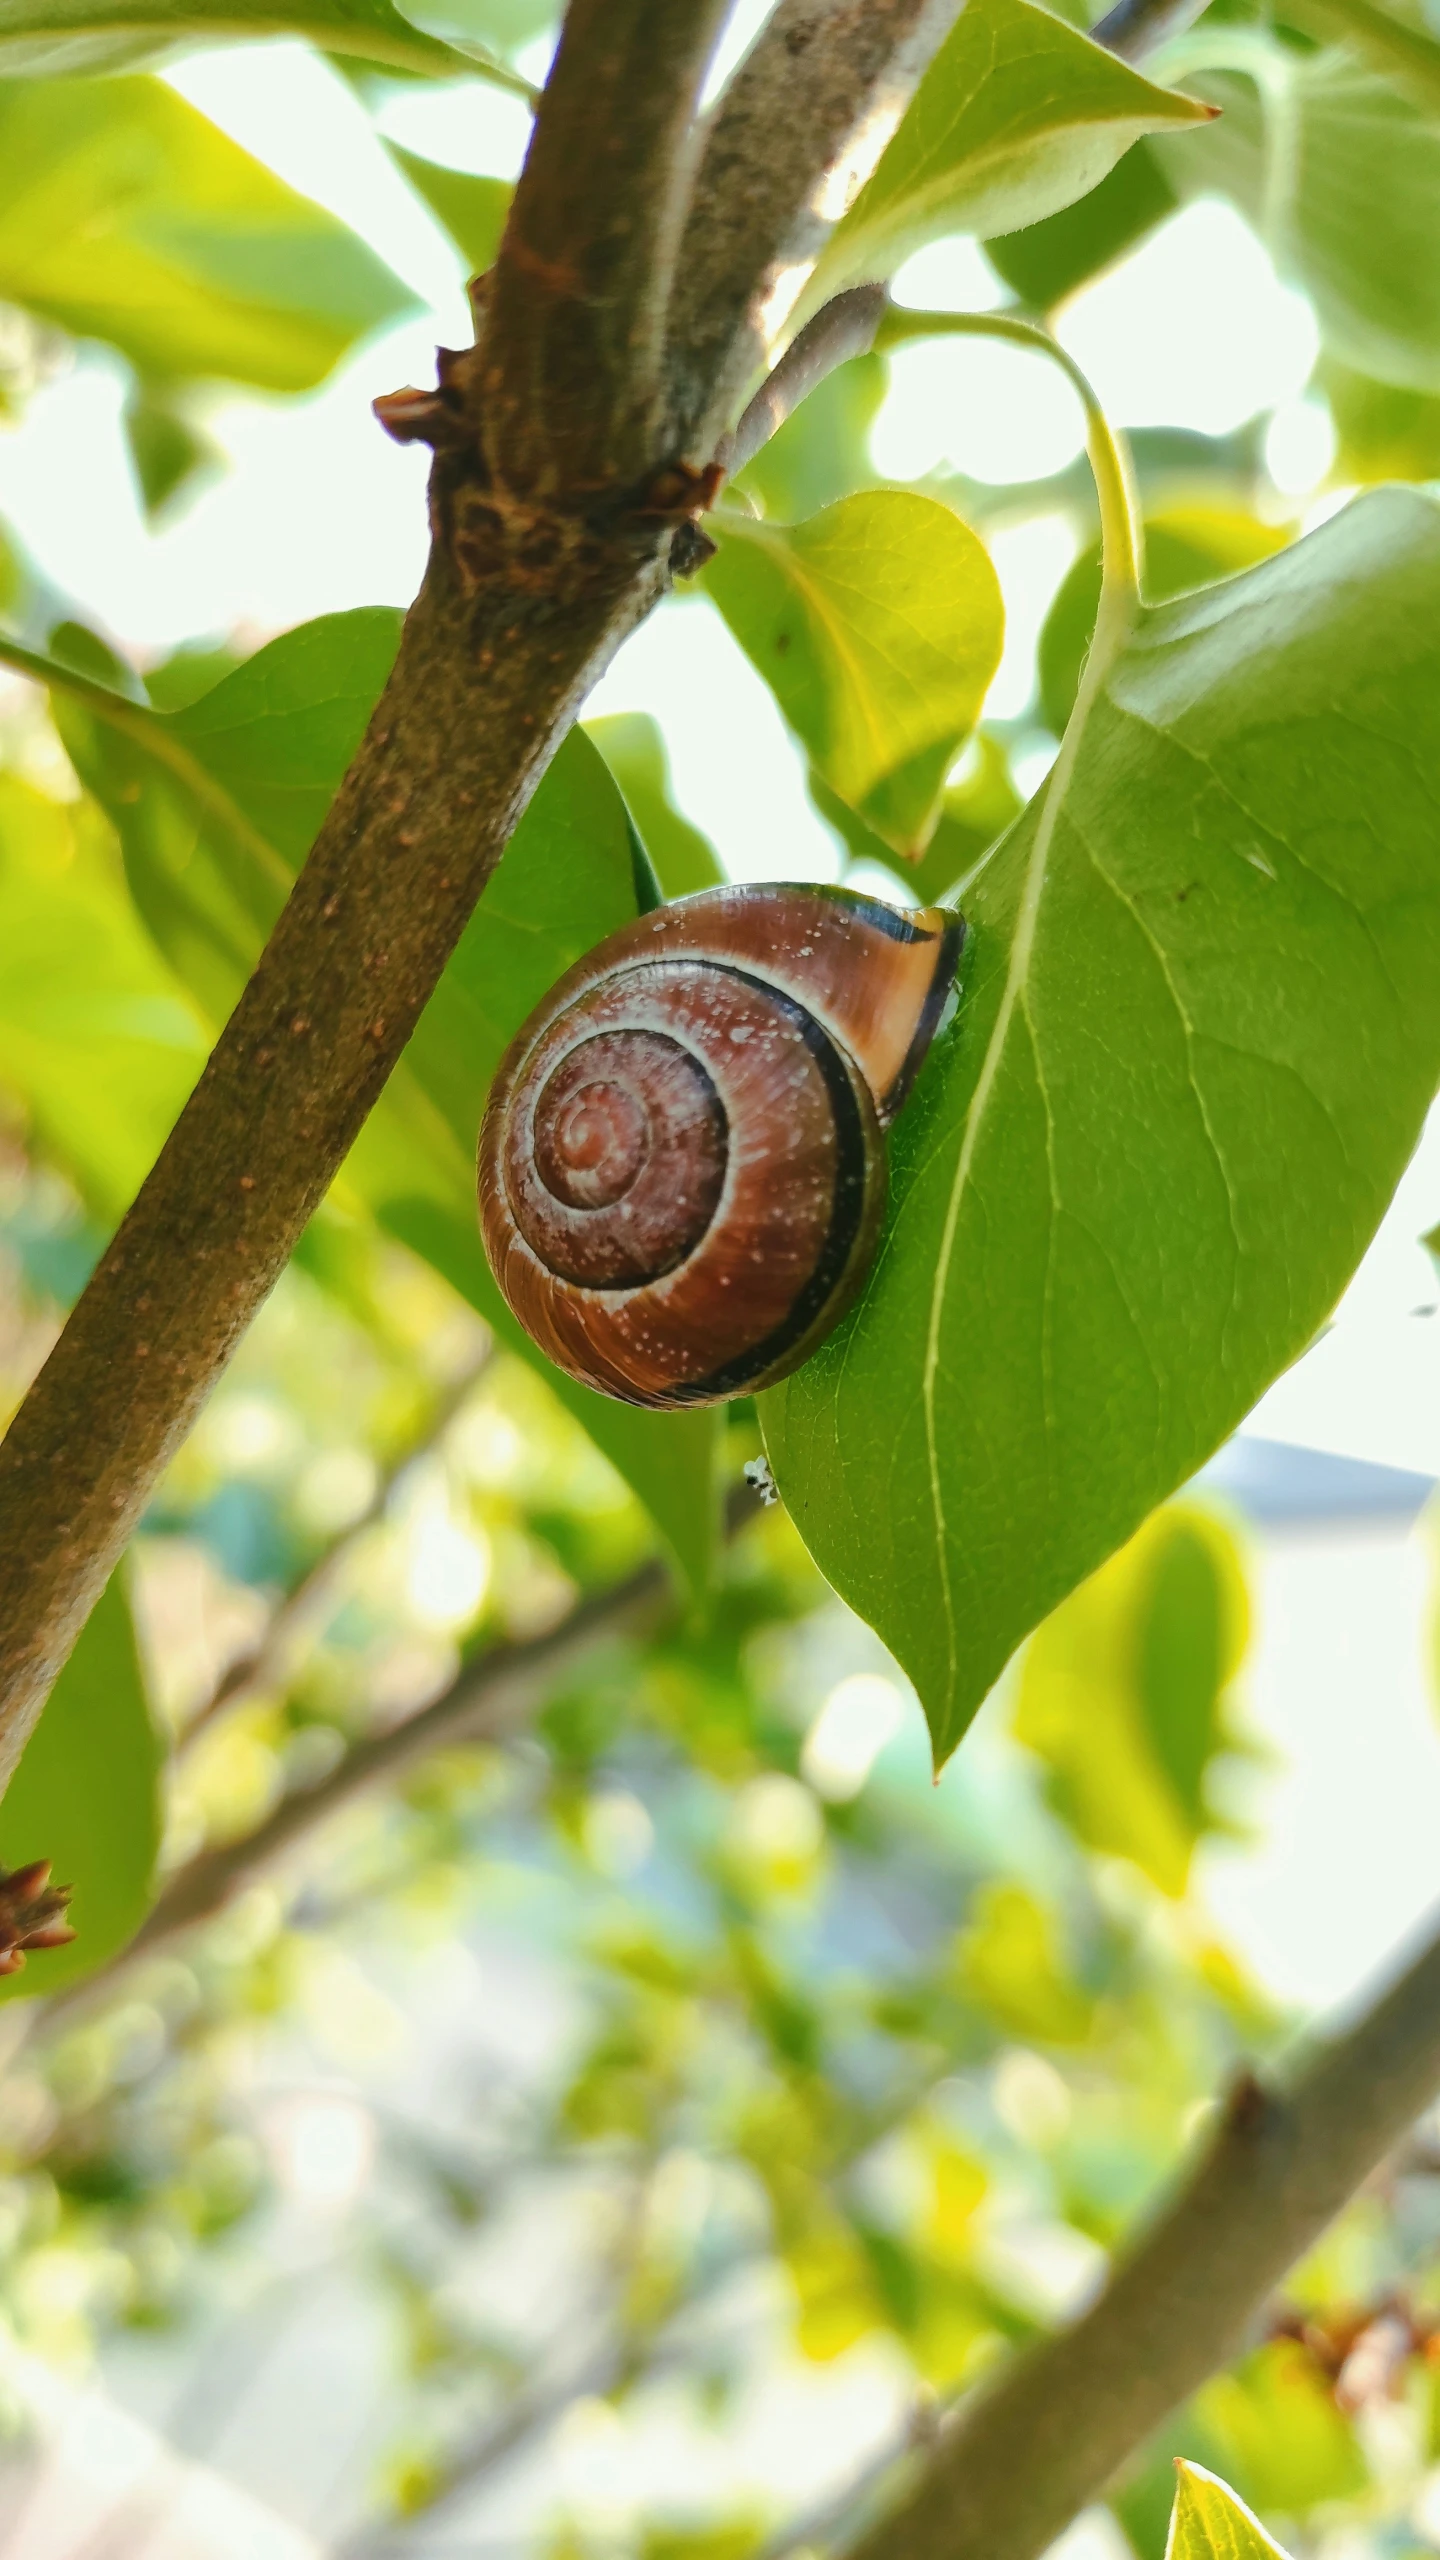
478 884 963 1410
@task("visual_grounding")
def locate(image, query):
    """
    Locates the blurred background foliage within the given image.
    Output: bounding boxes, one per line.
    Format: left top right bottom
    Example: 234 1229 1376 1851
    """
1 0 1440 2548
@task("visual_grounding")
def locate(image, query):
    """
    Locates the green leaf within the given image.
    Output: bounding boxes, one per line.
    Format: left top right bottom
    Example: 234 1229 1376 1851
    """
800 0 1214 314
1167 2460 1293 2558
0 0 487 80
0 1568 163 2000
0 772 207 1219
123 382 221 521
35 614 720 1590
1323 356 1440 483
1014 1504 1250 1894
763 490 1440 1763
1196 2347 1366 2518
0 75 415 390
811 733 1023 905
955 1879 1093 2040
1039 508 1292 738
703 491 1004 858
388 143 511 271
1157 53 1440 394
983 137 1177 309
587 713 724 899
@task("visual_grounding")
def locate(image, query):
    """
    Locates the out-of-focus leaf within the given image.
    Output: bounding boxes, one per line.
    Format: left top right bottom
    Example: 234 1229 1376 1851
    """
1167 2462 1292 2558
639 2521 765 2560
124 382 220 521
812 733 1023 904
0 76 414 389
764 491 1440 1763
703 491 1004 857
0 1569 163 2000
388 143 511 271
0 517 79 647
801 0 1213 315
956 1880 1093 2039
1158 55 1440 393
0 521 22 615
1014 1505 1249 1895
783 2208 885 2361
40 615 719 1590
1039 508 1292 738
389 0 550 72
0 772 207 1219
1196 2336 1368 2513
984 138 1177 308
1323 358 1440 482
0 0 488 81
587 713 723 898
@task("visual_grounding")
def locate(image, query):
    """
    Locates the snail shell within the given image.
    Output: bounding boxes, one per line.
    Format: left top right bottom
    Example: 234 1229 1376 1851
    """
478 884 963 1410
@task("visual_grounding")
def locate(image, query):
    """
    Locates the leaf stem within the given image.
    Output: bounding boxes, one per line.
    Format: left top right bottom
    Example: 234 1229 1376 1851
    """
875 305 1144 613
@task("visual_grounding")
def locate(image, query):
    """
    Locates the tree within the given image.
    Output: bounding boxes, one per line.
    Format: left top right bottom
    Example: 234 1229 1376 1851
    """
1 0 1440 2551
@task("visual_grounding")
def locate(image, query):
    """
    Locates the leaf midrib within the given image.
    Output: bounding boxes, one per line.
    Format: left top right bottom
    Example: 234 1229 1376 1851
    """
920 583 1138 1745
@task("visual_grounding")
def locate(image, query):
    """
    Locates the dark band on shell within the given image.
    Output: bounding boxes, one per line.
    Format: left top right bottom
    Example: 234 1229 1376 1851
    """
478 884 964 1411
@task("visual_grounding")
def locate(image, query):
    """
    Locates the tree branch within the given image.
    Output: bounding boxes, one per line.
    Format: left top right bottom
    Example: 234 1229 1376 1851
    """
845 1904 1440 2560
0 3 788 1787
133 1553 672 1951
1087 0 1216 61
483 0 735 499
79 1482 753 1982
724 281 886 475
665 0 966 455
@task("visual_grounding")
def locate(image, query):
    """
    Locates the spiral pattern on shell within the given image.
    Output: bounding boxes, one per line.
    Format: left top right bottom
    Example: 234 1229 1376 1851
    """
478 885 963 1410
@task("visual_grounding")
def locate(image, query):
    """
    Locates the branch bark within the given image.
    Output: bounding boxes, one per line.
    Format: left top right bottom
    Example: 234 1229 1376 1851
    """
845 1905 1440 2560
1088 0 1222 61
724 281 886 475
483 0 735 497
666 0 966 454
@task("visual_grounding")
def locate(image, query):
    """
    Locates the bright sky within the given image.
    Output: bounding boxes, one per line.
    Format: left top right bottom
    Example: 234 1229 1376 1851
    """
2 37 1438 2017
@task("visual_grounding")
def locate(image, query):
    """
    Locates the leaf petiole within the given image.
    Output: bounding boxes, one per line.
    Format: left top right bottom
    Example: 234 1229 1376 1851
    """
874 302 1144 629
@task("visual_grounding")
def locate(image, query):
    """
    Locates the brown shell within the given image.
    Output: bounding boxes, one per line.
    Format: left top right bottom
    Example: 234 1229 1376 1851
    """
478 885 963 1410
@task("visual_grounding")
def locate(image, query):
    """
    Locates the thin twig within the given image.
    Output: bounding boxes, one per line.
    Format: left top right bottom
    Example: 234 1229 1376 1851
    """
135 1562 670 1949
724 282 887 477
1088 0 1218 61
845 1904 1440 2560
179 1349 492 1751
666 0 966 454
339 2163 665 2557
24 1483 757 2049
